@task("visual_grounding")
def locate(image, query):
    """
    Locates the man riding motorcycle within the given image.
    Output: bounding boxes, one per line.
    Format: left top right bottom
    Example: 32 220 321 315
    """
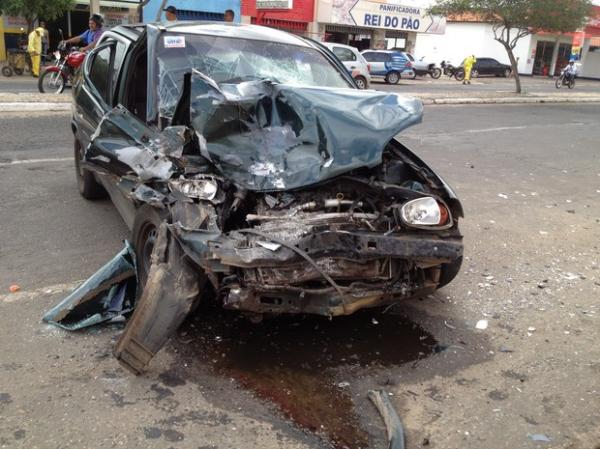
562 59 578 83
62 14 105 52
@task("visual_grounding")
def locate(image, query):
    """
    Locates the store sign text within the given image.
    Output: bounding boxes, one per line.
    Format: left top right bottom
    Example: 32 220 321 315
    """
363 14 420 30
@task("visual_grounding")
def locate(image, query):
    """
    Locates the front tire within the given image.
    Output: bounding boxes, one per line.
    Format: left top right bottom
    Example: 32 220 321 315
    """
438 255 463 288
555 76 563 89
454 69 465 81
568 78 575 89
38 70 65 94
74 138 106 200
132 205 170 289
354 75 367 89
385 71 400 84
2 66 12 77
471 69 479 78
503 68 511 78
430 68 442 79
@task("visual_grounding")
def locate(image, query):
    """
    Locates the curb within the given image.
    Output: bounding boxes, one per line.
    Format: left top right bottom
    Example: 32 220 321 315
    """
0 102 71 112
1 97 599 112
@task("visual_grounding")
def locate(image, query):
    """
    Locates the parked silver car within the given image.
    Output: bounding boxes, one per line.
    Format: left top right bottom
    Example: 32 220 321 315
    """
322 42 371 89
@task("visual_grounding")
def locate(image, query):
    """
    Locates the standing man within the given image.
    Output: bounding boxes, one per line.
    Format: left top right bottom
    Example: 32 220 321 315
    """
27 26 44 77
224 9 234 22
62 14 105 52
164 6 178 21
40 21 50 60
463 54 476 85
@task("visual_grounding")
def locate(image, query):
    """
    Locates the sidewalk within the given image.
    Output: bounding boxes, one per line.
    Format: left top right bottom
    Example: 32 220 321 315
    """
1 86 600 112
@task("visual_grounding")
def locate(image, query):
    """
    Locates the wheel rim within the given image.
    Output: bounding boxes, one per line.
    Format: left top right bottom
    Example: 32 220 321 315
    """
472 70 478 78
505 69 510 77
355 77 366 89
388 72 399 83
42 72 64 94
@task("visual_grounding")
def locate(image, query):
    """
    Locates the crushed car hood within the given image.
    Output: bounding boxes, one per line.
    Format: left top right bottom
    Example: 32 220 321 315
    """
188 77 423 191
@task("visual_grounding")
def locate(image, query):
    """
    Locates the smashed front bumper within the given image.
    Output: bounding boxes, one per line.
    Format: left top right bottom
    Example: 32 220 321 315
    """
174 227 463 316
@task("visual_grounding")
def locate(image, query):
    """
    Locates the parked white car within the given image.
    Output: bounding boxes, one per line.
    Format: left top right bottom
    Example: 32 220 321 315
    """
406 54 441 79
322 42 371 89
361 49 415 84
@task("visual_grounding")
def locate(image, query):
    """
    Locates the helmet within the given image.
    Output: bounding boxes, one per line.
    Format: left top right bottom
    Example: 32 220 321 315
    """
90 13 104 26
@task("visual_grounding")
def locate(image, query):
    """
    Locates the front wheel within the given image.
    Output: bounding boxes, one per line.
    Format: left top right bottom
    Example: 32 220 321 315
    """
555 76 563 89
132 205 170 289
430 68 442 79
385 71 400 84
38 70 65 94
354 75 367 89
471 69 479 78
568 78 575 89
438 255 463 288
1 66 12 77
454 69 465 81
503 68 511 78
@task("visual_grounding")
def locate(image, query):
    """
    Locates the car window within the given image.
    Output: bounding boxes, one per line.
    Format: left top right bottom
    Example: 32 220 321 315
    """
112 41 127 93
384 53 393 62
407 53 415 61
362 52 376 62
489 59 499 65
155 33 351 120
88 46 112 104
332 46 356 62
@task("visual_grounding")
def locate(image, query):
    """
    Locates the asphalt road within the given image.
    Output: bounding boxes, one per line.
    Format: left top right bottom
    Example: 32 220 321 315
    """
2 72 600 95
1 104 599 449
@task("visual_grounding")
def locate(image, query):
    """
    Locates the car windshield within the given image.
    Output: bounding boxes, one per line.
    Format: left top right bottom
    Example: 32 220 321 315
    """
155 32 351 120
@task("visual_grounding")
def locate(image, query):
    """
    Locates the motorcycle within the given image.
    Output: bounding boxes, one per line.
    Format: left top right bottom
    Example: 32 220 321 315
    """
38 33 85 94
440 60 465 81
555 70 575 89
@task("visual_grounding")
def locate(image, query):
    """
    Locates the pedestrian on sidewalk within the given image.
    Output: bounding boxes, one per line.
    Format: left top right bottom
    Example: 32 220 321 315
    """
27 27 44 77
463 54 476 85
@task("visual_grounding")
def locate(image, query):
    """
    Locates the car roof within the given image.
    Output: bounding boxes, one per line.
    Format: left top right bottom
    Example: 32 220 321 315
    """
322 42 358 51
361 49 404 54
118 21 312 47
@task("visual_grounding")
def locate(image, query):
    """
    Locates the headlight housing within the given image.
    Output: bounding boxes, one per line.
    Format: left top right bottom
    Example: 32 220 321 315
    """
168 178 218 201
400 197 453 229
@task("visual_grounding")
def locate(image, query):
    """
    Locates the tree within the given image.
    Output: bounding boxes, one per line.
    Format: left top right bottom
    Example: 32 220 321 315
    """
0 0 74 32
429 0 593 93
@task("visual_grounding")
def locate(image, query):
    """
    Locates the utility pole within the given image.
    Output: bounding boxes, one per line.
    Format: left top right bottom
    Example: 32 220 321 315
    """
90 0 101 14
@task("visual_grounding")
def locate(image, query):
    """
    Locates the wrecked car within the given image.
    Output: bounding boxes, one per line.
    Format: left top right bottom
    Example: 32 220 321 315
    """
61 22 463 374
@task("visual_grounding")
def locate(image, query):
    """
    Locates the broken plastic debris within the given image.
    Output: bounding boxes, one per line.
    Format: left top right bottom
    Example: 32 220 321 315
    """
9 284 20 293
368 389 405 449
498 194 508 199
528 326 536 332
256 241 282 252
528 434 551 442
337 381 350 388
475 320 488 330
42 242 136 330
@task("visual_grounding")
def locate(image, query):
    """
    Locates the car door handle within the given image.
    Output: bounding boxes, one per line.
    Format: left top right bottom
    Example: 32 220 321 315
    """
350 66 356 69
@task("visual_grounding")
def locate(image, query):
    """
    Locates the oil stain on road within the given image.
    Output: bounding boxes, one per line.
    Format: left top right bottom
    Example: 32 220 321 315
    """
174 308 438 448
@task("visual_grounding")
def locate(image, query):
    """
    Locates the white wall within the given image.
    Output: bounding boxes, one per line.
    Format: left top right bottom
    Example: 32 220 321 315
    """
414 22 532 73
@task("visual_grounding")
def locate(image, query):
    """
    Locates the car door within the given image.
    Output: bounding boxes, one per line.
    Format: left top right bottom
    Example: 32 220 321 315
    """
478 58 491 75
331 46 357 74
363 51 384 76
488 59 501 75
73 36 129 151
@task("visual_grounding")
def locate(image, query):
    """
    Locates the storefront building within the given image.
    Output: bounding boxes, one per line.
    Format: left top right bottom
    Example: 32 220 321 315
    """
0 1 139 61
316 0 445 51
143 0 240 23
414 5 600 79
241 0 315 37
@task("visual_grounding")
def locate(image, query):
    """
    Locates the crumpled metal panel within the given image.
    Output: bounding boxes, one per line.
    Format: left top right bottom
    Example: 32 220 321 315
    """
189 78 423 191
42 242 137 330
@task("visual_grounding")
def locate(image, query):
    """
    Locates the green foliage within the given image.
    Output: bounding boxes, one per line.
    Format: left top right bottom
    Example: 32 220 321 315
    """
0 0 75 22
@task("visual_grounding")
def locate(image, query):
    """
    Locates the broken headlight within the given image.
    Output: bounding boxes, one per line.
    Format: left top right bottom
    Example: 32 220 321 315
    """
400 197 452 229
169 178 218 201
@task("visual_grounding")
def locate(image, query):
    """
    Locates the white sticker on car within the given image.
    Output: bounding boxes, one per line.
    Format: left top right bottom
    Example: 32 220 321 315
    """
164 36 185 48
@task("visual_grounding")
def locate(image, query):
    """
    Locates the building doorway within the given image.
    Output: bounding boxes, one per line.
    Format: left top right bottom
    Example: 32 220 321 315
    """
554 43 572 75
533 40 555 75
